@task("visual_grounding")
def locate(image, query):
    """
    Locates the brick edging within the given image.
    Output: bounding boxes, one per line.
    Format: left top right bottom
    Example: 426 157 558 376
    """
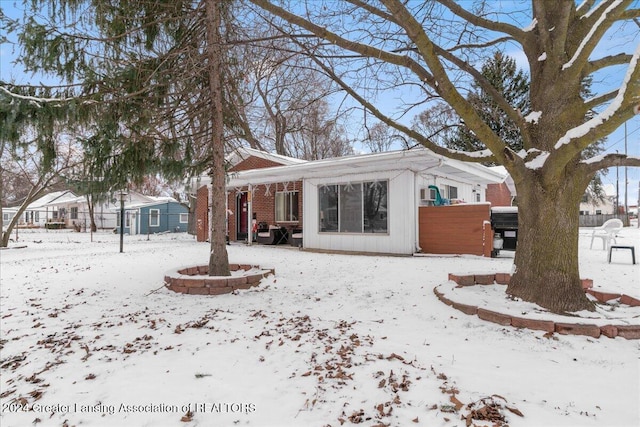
164 264 275 295
434 273 640 340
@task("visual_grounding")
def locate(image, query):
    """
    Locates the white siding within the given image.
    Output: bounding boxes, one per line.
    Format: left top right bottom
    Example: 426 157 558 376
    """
303 170 417 255
415 175 486 205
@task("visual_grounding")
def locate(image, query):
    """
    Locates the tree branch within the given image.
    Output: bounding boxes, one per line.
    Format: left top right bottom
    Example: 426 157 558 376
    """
561 0 633 79
380 0 509 162
248 0 435 85
581 152 640 175
585 53 634 76
305 48 496 164
435 0 524 39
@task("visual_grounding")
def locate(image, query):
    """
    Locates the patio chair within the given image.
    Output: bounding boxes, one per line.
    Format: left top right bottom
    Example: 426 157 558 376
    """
289 228 303 247
589 218 623 250
256 225 288 245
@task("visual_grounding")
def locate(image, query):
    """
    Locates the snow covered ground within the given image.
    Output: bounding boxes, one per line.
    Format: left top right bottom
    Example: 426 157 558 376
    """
0 227 638 427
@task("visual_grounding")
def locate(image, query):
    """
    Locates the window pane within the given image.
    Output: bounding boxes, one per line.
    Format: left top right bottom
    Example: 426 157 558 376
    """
150 210 159 226
275 193 286 222
319 185 338 232
364 181 388 233
448 186 458 199
339 183 362 233
289 192 299 221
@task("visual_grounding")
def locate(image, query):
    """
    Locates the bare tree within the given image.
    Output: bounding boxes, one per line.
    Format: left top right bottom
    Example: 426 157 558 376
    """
410 103 459 148
363 122 398 153
1 138 80 247
249 0 640 313
288 98 353 160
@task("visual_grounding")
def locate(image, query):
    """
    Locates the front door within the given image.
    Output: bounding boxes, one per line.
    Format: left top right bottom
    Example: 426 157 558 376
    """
236 192 248 241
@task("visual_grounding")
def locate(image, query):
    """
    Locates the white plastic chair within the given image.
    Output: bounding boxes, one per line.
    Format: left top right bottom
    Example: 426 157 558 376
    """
589 218 623 250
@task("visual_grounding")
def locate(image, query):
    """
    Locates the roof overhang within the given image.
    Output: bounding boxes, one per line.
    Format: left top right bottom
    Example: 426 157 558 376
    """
226 148 505 188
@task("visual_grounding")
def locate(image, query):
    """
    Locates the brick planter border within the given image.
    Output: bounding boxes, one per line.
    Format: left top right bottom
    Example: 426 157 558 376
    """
434 273 640 340
164 264 274 295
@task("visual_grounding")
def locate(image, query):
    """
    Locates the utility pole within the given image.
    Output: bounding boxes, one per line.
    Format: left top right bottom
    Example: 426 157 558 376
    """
624 122 628 225
615 150 619 218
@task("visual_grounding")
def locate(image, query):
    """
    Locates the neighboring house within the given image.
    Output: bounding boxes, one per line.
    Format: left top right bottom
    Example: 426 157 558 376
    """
19 190 78 228
193 147 505 255
2 207 19 230
115 198 189 235
579 183 616 215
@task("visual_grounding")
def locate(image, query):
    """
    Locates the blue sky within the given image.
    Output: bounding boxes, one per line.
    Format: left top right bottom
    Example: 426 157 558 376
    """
1 0 638 205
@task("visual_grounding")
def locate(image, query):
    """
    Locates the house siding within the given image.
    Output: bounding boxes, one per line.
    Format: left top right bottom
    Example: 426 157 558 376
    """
304 170 417 255
138 202 188 234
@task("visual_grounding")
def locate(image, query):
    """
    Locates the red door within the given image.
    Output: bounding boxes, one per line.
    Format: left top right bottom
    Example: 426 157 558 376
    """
237 193 248 240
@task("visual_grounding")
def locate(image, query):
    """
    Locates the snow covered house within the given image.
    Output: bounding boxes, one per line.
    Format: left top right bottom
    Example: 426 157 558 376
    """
193 147 505 255
17 190 78 228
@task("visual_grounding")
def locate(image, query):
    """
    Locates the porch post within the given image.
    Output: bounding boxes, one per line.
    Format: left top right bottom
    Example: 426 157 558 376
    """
247 184 253 246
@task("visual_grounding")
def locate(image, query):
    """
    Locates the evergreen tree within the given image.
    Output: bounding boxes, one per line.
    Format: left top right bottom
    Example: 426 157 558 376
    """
5 0 248 274
447 52 529 156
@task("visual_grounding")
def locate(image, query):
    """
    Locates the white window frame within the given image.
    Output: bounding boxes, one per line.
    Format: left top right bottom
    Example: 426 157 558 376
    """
179 213 188 223
318 180 388 234
149 209 160 227
275 191 299 222
445 185 458 199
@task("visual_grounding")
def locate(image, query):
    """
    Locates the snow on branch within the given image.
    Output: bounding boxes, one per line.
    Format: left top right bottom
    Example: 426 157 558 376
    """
522 18 538 32
445 148 493 159
563 0 624 70
555 42 640 150
0 85 70 108
525 111 542 123
581 152 640 172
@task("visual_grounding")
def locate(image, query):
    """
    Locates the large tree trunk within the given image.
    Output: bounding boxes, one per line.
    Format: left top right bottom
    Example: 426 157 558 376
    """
205 0 231 277
507 173 595 314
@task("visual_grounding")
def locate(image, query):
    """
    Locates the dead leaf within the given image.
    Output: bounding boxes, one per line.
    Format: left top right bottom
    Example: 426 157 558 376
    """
387 353 405 361
506 405 524 417
180 410 193 422
450 395 464 411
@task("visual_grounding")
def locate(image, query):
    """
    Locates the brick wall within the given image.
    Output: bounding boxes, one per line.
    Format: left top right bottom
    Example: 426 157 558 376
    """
230 156 284 172
486 182 513 207
419 204 493 256
227 181 303 241
196 155 300 242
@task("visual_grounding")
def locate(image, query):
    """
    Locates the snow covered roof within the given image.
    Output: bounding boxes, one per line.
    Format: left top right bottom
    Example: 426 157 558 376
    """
226 148 505 187
27 190 77 209
226 147 307 168
187 147 307 194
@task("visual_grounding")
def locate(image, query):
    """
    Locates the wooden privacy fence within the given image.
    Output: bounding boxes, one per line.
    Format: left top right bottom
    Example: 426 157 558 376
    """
579 214 630 227
419 204 493 257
